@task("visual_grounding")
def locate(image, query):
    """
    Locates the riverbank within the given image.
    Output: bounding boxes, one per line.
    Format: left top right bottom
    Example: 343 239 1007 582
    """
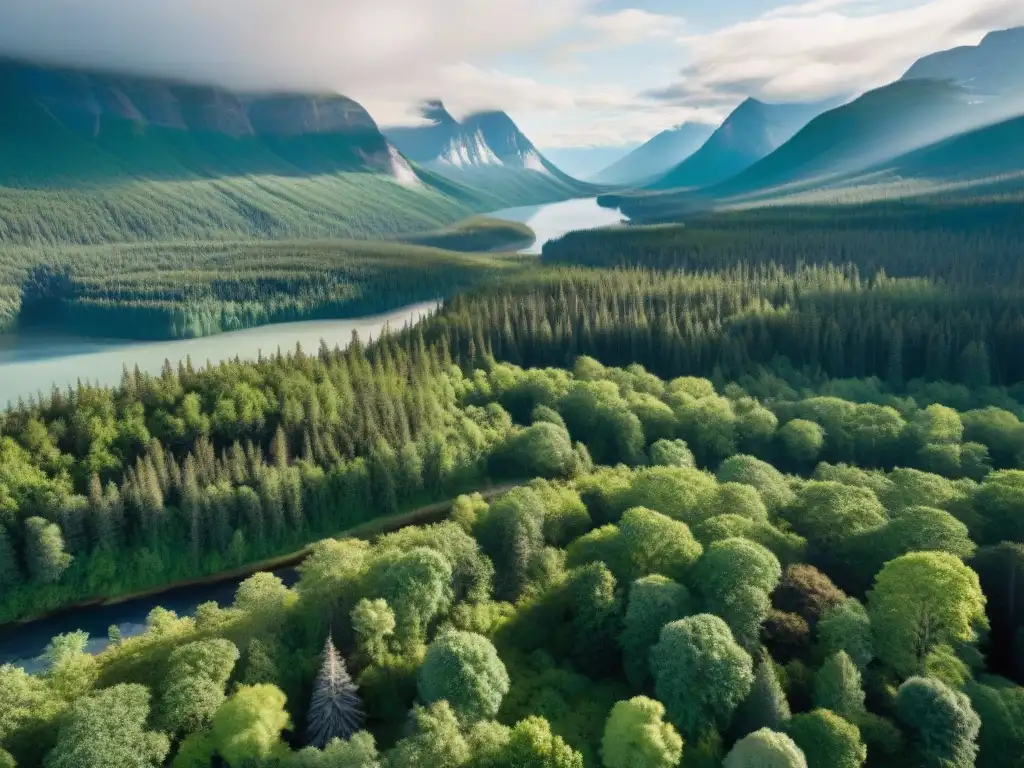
0 482 521 669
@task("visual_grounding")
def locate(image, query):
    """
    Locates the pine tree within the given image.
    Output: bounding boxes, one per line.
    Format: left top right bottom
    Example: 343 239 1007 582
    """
731 656 792 739
306 636 365 748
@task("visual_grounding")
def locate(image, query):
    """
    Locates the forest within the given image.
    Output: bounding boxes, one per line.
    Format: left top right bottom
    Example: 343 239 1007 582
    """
0 240 521 339
2 208 1024 767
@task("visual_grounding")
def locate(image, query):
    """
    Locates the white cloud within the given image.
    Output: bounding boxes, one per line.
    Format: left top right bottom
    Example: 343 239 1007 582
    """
581 9 686 45
0 0 594 93
652 0 1024 105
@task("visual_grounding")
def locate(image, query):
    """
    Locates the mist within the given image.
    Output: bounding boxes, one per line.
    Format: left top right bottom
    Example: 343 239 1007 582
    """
0 0 588 95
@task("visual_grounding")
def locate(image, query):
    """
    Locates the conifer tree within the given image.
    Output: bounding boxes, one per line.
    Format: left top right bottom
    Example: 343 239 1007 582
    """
306 636 365 749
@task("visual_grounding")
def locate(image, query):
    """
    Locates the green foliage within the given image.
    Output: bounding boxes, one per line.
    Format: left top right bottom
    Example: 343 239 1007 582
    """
528 480 591 549
723 728 807 768
868 552 987 677
618 466 718 526
813 653 865 719
649 439 695 468
44 684 169 768
778 420 826 466
383 701 469 768
24 517 72 584
732 657 792 738
419 631 510 723
352 599 397 666
160 638 240 735
362 547 454 648
210 684 292 767
895 677 981 768
617 506 703 582
601 697 683 768
279 731 380 768
492 716 585 768
650 614 754 739
817 598 874 671
786 710 866 768
475 488 546 602
717 456 796 515
694 538 781 647
619 575 693 689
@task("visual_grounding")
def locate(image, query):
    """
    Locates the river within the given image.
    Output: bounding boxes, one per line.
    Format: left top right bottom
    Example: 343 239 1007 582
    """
0 302 439 407
0 197 621 670
487 196 626 254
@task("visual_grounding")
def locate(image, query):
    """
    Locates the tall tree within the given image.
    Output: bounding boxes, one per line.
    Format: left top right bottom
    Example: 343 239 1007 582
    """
24 517 72 584
867 552 987 677
306 636 365 748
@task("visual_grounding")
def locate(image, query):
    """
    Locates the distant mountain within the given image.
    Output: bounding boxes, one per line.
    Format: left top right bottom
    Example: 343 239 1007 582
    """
0 59 517 245
704 78 1023 200
646 98 831 190
0 62 592 246
902 26 1024 95
540 145 639 181
383 101 592 206
591 122 716 185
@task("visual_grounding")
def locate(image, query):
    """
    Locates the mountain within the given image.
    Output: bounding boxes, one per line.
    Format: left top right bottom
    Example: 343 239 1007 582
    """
646 98 831 190
879 112 1024 181
0 61 579 246
539 145 639 180
383 101 592 206
902 26 1024 95
702 78 1024 200
591 122 716 185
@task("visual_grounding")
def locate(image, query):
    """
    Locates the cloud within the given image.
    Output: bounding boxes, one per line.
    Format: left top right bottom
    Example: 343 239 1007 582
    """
581 9 686 46
649 0 1024 106
0 0 593 94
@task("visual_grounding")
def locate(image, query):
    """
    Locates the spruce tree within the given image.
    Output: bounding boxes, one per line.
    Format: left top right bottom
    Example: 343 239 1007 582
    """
306 636 365 748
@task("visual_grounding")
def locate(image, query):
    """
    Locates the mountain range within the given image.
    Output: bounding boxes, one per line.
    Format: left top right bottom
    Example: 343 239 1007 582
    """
605 26 1024 218
383 100 590 205
0 61 586 246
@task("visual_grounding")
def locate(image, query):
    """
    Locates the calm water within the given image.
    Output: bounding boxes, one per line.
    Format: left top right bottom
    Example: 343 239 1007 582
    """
489 196 626 254
0 302 438 406
0 197 619 670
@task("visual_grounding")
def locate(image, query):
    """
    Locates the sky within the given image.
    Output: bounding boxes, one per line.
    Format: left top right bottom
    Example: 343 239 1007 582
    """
0 0 1022 149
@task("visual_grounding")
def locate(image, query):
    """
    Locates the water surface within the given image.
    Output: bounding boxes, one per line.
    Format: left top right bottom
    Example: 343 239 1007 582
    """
489 196 626 254
0 301 438 405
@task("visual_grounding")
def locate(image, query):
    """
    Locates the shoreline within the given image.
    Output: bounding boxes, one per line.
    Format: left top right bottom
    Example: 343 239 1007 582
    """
2 482 520 633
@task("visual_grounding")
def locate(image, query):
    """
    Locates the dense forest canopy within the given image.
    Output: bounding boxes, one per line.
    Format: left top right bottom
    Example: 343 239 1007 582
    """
3 198 1024 767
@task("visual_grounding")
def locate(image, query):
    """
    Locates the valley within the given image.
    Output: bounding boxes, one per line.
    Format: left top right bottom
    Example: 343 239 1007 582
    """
2 14 1024 768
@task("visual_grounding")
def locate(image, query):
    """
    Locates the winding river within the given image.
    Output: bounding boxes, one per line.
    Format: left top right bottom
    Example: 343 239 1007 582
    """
0 197 623 670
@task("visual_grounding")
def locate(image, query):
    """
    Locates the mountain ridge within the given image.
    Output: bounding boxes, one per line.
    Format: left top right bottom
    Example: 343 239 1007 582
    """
591 122 716 185
646 97 833 190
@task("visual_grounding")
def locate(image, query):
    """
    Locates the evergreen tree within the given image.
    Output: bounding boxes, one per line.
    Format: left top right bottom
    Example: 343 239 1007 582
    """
732 656 792 739
306 636 365 748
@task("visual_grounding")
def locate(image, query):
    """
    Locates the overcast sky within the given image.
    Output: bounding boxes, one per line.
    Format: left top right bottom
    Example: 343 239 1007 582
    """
0 0 1021 148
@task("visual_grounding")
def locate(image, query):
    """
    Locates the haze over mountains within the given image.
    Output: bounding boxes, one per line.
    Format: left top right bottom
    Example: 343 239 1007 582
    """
590 122 715 185
646 98 835 191
605 26 1024 219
